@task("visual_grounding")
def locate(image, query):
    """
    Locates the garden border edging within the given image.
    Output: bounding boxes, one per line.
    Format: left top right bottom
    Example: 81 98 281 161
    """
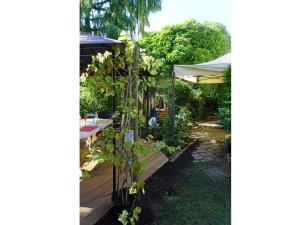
169 138 199 163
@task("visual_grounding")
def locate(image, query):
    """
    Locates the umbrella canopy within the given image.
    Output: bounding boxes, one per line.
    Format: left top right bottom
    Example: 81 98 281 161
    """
174 53 231 83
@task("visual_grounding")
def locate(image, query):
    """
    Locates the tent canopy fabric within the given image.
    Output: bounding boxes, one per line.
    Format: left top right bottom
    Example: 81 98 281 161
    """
174 53 231 83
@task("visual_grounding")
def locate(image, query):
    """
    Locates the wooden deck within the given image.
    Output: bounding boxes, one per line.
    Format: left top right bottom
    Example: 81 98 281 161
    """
80 150 169 225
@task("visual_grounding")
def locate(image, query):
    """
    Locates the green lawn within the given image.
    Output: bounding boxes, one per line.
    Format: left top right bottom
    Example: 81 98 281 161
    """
151 162 231 225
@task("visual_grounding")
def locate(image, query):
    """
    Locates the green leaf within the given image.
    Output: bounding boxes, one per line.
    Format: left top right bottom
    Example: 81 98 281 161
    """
118 210 129 225
81 170 90 178
105 143 114 153
132 207 141 221
146 134 154 141
111 111 121 119
124 141 133 150
130 217 135 225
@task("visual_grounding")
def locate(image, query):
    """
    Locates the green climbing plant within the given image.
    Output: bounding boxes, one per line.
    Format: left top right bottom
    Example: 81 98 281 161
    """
80 31 166 224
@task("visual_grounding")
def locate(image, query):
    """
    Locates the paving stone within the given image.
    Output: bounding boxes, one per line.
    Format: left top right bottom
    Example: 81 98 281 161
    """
200 152 210 157
205 156 214 161
191 154 203 160
195 150 207 154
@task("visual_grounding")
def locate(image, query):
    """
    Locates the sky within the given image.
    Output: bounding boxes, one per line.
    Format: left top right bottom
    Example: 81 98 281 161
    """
145 0 231 33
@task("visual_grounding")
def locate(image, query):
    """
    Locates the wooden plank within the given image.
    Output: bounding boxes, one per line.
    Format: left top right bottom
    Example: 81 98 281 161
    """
80 150 169 225
143 152 167 172
141 156 169 181
80 195 113 225
80 163 113 206
80 152 160 206
141 154 169 181
80 192 112 219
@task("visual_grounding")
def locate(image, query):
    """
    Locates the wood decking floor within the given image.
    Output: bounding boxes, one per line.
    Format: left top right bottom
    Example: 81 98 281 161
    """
80 150 169 225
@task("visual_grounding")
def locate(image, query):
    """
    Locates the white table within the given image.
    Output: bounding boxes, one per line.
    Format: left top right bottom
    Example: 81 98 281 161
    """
80 119 113 170
80 119 113 140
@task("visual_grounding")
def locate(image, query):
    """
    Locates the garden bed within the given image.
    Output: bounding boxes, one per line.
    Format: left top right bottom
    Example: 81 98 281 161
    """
96 134 230 225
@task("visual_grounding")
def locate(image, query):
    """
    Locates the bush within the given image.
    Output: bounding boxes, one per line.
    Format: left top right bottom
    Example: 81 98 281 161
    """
175 106 192 139
218 107 231 131
217 67 231 130
161 118 180 147
174 80 193 109
80 86 111 118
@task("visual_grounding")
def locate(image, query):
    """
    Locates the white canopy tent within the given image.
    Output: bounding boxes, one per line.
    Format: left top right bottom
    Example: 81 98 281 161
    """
174 53 231 83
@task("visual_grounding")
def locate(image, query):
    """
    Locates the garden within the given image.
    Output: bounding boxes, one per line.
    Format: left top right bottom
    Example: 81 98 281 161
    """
80 1 231 225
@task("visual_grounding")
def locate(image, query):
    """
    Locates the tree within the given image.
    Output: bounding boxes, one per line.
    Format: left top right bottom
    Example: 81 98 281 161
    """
80 0 161 39
139 19 231 77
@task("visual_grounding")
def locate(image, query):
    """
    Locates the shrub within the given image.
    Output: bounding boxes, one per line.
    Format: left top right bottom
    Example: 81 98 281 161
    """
174 80 193 109
80 86 111 118
175 106 192 139
217 67 231 130
218 107 231 131
161 118 180 147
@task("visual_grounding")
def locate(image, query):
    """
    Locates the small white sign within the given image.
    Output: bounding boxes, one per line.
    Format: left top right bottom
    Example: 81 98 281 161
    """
124 130 134 143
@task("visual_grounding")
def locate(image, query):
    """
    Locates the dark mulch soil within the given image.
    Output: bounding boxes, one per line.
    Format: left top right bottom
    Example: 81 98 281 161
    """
96 139 230 225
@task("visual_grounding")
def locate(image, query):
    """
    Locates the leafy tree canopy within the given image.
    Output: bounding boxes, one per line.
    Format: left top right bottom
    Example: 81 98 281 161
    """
139 20 231 77
80 0 162 38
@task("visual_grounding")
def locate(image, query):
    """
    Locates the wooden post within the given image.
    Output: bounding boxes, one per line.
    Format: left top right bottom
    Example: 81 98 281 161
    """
112 69 116 195
132 43 139 141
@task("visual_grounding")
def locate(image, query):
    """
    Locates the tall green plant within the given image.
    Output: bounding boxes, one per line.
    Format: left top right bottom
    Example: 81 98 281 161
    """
81 32 164 224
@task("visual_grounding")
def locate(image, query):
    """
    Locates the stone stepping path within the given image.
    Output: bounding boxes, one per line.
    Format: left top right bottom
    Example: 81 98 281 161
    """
188 123 231 183
191 140 222 163
202 167 230 182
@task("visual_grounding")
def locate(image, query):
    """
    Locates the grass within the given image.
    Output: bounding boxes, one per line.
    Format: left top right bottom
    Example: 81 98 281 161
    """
151 162 231 225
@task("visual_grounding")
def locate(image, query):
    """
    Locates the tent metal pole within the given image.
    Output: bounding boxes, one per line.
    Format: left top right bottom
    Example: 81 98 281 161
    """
146 84 149 133
171 69 176 136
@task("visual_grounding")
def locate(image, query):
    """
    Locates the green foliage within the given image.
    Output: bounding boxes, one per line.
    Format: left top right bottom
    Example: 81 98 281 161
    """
174 80 193 109
164 79 218 121
118 206 142 225
81 170 91 178
217 66 231 108
118 209 129 225
80 34 171 225
217 67 231 130
80 0 162 38
159 106 191 150
159 118 179 147
164 145 180 155
175 106 192 138
218 107 231 130
80 85 111 117
140 20 231 77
